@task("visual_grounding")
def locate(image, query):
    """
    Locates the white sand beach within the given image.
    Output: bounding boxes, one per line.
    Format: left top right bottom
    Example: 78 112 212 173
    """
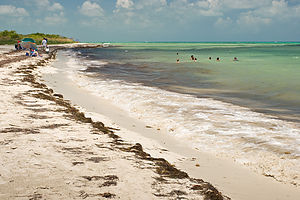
0 44 227 200
1 44 300 200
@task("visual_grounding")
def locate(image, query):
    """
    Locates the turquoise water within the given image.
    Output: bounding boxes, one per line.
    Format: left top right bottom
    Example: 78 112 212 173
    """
79 42 300 121
56 43 300 185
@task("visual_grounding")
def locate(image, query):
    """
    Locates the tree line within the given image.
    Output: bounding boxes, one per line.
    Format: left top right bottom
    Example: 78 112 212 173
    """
0 30 76 45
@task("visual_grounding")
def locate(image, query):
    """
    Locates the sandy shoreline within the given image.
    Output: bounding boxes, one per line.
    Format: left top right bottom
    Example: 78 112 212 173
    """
0 44 227 199
42 46 300 200
1 44 300 200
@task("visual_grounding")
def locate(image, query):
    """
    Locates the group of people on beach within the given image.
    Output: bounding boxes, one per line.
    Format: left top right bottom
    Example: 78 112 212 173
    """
23 37 49 57
28 48 39 57
176 52 238 63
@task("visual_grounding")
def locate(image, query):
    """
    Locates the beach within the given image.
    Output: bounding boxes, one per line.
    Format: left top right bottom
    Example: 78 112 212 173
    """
0 44 228 200
1 44 300 200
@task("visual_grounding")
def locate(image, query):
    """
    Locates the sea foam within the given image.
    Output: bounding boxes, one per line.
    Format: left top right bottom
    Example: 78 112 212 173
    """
60 50 300 186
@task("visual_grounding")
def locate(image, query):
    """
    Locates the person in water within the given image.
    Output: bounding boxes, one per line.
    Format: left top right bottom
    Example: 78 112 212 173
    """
191 55 197 62
216 57 220 61
209 57 212 60
233 57 238 61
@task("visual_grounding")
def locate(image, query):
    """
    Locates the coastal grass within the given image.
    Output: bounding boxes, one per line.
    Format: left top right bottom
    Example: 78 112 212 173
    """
0 30 76 45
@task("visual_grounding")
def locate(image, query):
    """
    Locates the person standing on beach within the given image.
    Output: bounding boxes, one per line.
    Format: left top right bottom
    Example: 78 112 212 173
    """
42 38 47 50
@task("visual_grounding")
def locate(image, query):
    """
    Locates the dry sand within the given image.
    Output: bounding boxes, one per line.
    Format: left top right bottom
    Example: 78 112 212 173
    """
0 45 227 200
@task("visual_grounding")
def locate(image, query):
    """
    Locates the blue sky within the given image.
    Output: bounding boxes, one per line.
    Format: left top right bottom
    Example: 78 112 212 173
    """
0 0 300 42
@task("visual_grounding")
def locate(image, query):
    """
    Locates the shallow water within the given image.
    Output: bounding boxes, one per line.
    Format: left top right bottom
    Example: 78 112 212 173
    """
54 43 300 186
77 43 300 121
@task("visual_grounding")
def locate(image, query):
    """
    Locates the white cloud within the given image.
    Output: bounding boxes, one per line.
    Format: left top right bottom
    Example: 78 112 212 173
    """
34 0 50 8
191 0 271 16
236 0 300 26
237 12 271 27
0 5 29 17
207 0 221 9
222 0 270 10
79 1 104 17
260 0 288 16
135 0 167 9
44 12 66 25
264 0 300 19
33 0 64 12
49 3 64 12
195 0 209 8
116 0 134 9
169 0 222 17
199 9 222 16
30 0 66 25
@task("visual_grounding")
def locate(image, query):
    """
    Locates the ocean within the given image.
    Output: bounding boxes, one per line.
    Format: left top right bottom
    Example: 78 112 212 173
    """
52 43 300 186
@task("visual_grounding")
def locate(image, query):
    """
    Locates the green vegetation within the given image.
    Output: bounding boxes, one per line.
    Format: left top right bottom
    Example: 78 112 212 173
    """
0 30 77 45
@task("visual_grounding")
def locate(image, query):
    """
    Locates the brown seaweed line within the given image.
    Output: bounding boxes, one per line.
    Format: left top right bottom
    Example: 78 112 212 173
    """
18 46 230 200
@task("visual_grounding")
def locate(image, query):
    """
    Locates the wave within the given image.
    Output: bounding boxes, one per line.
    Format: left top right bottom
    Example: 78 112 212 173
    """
58 49 300 186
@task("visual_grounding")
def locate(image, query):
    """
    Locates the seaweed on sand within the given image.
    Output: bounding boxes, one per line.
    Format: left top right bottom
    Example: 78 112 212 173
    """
18 46 229 200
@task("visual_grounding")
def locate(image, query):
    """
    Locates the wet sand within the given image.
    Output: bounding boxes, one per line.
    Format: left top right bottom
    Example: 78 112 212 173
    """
42 47 300 200
0 44 227 200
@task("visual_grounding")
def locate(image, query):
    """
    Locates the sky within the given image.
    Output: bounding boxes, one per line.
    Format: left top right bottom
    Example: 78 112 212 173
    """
0 0 300 42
